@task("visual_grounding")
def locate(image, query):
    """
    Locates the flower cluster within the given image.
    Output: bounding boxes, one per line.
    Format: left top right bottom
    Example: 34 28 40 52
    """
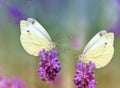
0 74 26 88
37 49 61 85
74 61 96 88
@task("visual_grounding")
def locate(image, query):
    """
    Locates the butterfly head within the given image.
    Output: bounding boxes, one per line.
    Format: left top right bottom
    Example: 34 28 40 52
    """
79 54 88 63
49 42 56 50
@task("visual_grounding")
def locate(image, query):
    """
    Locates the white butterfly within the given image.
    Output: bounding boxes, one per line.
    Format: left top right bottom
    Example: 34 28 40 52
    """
79 30 114 68
20 18 55 56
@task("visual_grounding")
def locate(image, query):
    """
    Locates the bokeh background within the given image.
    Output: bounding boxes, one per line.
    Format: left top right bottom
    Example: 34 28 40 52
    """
0 0 120 88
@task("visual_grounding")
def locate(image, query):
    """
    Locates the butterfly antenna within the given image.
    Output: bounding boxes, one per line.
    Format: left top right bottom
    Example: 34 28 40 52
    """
55 36 73 43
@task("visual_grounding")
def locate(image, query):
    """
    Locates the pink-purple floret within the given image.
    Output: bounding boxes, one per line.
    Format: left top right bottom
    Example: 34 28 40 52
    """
0 76 26 88
37 49 61 85
74 61 96 88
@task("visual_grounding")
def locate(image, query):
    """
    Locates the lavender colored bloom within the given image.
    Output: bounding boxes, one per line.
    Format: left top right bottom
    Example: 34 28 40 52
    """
0 76 26 88
8 6 27 24
116 0 120 4
74 61 96 88
37 49 61 85
11 77 26 88
0 67 26 88
0 77 10 88
109 0 120 36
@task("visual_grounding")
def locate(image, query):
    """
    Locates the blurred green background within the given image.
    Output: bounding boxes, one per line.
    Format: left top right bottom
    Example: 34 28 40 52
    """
0 0 120 88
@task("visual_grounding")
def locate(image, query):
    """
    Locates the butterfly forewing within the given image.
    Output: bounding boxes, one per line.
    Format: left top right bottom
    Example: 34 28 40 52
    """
83 30 107 54
27 18 52 41
20 18 53 56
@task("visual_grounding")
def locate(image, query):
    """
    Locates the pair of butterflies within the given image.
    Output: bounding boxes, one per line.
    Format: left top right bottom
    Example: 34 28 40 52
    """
20 18 114 68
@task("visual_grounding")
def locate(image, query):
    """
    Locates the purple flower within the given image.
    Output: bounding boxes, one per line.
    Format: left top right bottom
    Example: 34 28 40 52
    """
37 49 61 85
11 77 26 88
116 0 120 4
109 0 120 36
0 76 26 88
0 77 10 88
0 67 26 88
8 6 27 24
74 61 96 88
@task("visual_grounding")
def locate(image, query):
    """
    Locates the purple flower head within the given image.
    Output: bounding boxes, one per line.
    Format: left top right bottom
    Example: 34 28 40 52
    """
0 67 26 88
37 49 61 85
8 6 27 24
116 0 120 5
0 76 26 88
74 61 96 88
108 0 120 36
11 77 26 88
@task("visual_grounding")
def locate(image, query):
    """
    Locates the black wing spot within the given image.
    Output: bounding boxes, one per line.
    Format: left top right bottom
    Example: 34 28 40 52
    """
99 33 103 37
104 42 108 45
99 31 107 37
28 20 35 24
31 20 35 24
27 30 30 32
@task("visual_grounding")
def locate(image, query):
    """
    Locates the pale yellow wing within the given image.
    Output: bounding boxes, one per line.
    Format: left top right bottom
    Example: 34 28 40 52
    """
80 32 114 68
83 30 107 54
27 18 52 41
20 19 53 56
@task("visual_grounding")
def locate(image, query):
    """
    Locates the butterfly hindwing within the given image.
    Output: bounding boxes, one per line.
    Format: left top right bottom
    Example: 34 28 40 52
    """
85 42 114 68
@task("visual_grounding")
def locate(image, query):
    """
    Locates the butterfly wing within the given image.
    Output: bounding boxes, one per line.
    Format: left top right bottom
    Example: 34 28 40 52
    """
20 18 53 56
80 32 114 68
27 18 51 41
83 30 107 54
